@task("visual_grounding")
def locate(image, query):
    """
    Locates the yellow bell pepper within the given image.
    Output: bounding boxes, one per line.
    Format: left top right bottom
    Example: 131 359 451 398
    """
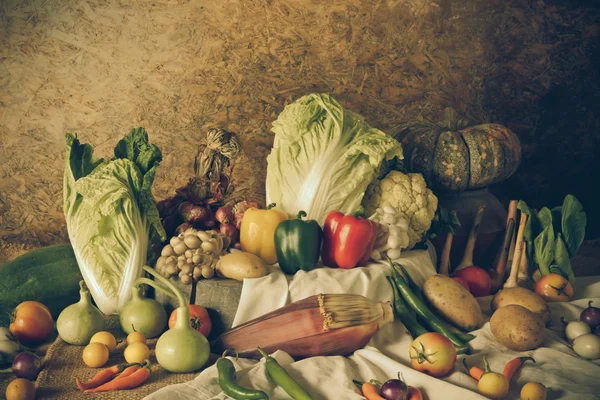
240 205 289 265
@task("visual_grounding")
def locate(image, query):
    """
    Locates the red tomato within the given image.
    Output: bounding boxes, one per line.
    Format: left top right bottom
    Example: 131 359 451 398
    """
10 301 54 344
452 276 471 292
168 305 212 338
454 266 492 297
535 273 573 302
409 332 456 378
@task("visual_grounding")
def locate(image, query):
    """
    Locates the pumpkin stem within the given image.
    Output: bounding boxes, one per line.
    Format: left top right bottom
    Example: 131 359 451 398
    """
438 107 469 131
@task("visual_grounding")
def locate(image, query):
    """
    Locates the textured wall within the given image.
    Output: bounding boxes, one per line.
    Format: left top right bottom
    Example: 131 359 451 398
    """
1 0 599 260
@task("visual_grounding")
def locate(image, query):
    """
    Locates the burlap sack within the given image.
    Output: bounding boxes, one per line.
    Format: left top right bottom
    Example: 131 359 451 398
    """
33 317 206 399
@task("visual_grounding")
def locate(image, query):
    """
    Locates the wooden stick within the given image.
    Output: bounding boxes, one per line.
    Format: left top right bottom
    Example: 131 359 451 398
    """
439 210 456 275
504 213 528 289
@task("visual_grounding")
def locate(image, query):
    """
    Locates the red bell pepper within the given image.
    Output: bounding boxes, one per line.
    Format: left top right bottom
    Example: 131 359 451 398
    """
322 210 379 269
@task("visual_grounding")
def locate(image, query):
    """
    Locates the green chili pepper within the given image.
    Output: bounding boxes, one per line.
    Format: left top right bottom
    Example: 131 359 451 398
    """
386 276 428 339
256 347 313 400
274 211 323 275
387 260 471 354
217 353 268 400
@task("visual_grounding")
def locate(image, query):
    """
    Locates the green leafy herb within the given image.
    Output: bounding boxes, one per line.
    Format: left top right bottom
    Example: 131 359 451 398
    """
534 225 554 276
517 195 585 283
554 233 575 282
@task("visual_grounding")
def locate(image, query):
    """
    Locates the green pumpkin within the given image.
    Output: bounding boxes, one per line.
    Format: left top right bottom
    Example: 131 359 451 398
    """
396 109 521 193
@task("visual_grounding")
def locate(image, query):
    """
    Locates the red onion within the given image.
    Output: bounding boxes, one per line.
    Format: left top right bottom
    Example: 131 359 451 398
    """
220 223 239 245
215 206 233 225
178 202 212 223
380 374 409 400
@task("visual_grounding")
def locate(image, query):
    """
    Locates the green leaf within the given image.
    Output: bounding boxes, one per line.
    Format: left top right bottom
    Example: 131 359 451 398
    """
534 225 554 276
537 207 553 230
551 206 563 235
554 233 575 283
426 207 461 239
561 195 586 258
517 200 540 264
114 127 163 175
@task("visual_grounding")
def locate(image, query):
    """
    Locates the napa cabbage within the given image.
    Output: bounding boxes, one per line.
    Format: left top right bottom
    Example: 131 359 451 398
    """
265 93 403 225
63 128 166 315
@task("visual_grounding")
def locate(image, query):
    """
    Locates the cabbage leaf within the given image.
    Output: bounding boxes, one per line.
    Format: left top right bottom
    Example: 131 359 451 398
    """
266 93 403 225
63 128 166 315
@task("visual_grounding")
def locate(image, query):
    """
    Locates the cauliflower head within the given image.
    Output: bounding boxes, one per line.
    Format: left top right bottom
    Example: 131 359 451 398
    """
362 171 438 249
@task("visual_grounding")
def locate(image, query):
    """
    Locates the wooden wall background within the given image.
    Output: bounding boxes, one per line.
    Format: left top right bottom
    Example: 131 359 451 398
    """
1 0 599 261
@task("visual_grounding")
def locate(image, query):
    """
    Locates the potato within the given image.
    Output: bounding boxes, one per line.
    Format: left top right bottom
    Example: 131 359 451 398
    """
423 274 484 331
215 251 269 281
491 287 552 326
490 304 545 351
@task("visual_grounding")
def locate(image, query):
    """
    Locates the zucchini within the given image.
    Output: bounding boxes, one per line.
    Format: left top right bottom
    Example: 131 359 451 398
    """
0 244 82 326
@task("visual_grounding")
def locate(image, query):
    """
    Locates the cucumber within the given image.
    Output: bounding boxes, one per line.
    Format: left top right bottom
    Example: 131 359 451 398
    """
0 244 82 326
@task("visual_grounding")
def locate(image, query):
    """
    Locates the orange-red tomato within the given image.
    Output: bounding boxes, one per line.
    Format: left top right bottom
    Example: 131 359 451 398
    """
168 304 212 338
10 301 54 344
535 273 573 302
409 332 456 378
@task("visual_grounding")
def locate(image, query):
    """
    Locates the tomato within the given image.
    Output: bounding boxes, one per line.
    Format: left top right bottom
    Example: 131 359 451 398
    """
168 305 212 338
126 331 147 346
82 342 109 367
90 331 117 352
409 332 456 378
452 276 470 292
520 382 547 400
124 342 150 364
10 301 54 344
535 273 573 302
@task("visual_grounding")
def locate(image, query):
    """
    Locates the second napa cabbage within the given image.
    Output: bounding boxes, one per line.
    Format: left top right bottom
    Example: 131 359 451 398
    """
266 93 403 225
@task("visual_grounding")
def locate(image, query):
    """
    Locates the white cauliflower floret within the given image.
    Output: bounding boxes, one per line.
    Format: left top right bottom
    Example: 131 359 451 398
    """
362 171 438 249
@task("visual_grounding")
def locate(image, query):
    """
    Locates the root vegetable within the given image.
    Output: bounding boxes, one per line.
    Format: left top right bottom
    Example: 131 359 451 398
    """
215 206 233 225
220 223 239 244
438 211 456 275
175 222 193 235
491 287 551 326
454 206 491 297
423 275 483 331
215 252 269 281
491 200 517 292
490 305 545 351
178 202 212 223
504 213 528 289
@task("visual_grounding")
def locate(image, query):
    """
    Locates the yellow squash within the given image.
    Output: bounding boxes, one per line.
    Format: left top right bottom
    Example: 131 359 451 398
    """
240 206 289 265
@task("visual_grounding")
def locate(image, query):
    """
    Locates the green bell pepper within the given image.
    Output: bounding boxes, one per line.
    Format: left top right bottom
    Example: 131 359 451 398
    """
274 211 323 275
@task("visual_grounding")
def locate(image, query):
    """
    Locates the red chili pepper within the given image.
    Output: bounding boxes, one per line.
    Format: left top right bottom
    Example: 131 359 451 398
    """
76 363 137 391
322 210 378 269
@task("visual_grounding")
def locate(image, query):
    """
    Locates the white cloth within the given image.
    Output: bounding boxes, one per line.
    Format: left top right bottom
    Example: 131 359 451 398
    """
146 249 600 400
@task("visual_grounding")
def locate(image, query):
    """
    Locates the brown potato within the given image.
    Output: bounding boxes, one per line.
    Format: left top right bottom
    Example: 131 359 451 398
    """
423 274 484 331
215 251 269 281
491 287 552 325
490 304 545 351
